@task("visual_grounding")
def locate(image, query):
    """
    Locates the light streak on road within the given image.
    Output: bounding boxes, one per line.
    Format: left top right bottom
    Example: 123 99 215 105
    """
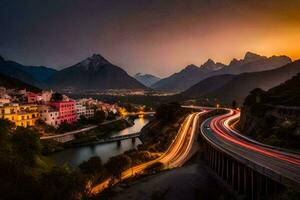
91 111 206 194
209 109 300 166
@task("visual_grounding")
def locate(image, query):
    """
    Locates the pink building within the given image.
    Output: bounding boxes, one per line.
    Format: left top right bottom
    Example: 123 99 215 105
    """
49 101 76 124
27 92 38 104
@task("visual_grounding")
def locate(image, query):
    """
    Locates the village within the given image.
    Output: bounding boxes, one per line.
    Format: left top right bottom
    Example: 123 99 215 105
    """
0 87 120 134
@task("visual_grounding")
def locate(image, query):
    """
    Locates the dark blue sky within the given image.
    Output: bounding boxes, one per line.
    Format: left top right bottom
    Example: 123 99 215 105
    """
1 0 299 77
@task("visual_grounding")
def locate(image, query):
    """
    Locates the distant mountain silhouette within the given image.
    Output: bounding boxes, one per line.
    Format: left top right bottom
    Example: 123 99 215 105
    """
152 59 226 92
181 60 300 104
134 73 161 87
0 73 41 92
0 55 57 85
211 52 291 76
153 52 291 92
46 54 148 91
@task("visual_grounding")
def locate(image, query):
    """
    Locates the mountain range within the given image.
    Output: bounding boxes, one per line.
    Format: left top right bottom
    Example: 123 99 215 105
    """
151 59 226 92
180 59 300 104
134 73 161 87
0 54 147 91
152 52 291 92
0 52 295 95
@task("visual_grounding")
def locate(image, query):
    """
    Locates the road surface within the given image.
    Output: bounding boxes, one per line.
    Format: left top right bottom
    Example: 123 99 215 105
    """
91 111 205 194
201 109 300 186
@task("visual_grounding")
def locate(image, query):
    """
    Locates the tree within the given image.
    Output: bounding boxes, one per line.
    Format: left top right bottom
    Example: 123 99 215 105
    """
51 92 63 101
92 110 106 124
39 167 86 200
105 154 132 180
79 156 103 176
231 100 237 109
57 122 75 133
11 127 41 167
155 102 183 122
0 119 14 153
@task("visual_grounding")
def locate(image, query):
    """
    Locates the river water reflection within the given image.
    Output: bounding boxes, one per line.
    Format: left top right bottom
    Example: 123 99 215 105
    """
49 117 149 167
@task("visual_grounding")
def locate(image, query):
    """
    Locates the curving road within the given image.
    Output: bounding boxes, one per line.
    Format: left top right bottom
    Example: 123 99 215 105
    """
91 111 205 194
201 109 300 186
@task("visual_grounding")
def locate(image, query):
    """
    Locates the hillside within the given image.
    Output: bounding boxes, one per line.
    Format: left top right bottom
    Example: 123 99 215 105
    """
181 60 300 104
0 73 41 92
0 55 56 85
239 73 300 149
46 54 148 91
180 74 235 99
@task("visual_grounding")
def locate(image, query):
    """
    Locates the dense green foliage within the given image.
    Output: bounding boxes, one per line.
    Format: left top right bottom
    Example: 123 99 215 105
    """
79 156 103 176
105 154 132 180
92 110 106 124
50 92 63 101
244 73 300 106
241 73 300 149
0 119 88 200
155 102 185 123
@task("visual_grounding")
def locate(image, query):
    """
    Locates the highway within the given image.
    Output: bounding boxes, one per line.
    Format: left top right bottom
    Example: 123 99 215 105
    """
91 111 205 194
201 109 300 186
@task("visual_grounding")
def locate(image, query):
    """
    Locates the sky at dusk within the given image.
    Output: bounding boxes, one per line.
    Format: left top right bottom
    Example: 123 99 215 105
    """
1 0 300 77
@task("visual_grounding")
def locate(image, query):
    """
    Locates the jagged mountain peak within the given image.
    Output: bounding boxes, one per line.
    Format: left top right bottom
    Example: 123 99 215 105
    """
183 64 199 71
229 58 239 65
244 52 264 62
79 54 111 71
201 59 225 71
205 58 215 64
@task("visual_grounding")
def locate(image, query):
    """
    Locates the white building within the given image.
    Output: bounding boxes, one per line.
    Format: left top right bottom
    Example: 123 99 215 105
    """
75 102 87 119
85 108 95 118
38 105 60 128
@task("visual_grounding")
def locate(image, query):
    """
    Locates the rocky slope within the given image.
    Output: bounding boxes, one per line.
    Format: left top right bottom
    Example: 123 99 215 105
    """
239 73 300 149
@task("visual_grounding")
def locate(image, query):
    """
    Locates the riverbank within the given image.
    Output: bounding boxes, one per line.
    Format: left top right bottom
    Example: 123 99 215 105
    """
65 119 133 147
47 118 149 167
41 119 134 155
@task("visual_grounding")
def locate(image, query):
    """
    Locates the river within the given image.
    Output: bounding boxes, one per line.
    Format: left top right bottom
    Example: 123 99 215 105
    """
49 117 149 167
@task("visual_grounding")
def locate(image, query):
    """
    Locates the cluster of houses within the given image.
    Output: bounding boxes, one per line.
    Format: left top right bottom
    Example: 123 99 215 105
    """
0 87 119 128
